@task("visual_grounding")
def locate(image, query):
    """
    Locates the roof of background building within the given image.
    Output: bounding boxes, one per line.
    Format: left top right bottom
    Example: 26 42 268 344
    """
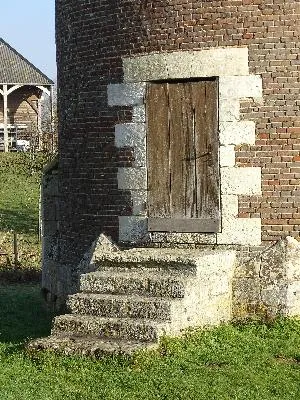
0 38 53 85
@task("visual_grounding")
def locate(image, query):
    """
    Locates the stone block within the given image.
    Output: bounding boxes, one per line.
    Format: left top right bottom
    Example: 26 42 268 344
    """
131 190 147 216
192 47 249 77
150 232 217 244
164 52 194 79
117 167 147 190
219 145 235 167
209 276 230 296
283 237 300 280
42 197 57 221
123 47 249 82
80 270 186 298
219 98 240 122
217 218 262 245
119 216 148 243
285 305 300 317
234 258 261 278
260 284 287 308
221 167 262 195
115 123 146 167
123 53 168 82
286 281 300 309
221 195 239 218
232 277 260 303
76 233 120 276
219 121 256 145
219 75 263 100
53 313 161 342
132 105 146 122
115 123 146 144
28 335 152 357
107 83 146 106
195 251 236 277
67 293 172 321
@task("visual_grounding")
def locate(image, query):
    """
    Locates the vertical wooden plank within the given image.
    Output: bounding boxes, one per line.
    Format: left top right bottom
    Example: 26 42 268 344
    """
192 80 219 219
184 82 200 219
168 83 189 218
205 80 220 218
146 83 170 218
191 81 208 218
183 82 196 219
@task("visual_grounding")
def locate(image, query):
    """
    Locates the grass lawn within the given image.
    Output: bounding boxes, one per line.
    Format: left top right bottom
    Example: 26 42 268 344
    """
0 284 300 400
1 153 300 399
0 153 45 271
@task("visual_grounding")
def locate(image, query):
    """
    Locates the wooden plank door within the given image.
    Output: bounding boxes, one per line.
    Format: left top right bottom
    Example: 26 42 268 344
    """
146 80 220 233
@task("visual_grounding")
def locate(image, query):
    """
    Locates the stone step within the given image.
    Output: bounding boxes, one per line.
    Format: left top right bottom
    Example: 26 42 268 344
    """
80 270 187 298
27 334 156 357
67 293 174 320
94 250 199 275
31 246 236 358
52 314 168 342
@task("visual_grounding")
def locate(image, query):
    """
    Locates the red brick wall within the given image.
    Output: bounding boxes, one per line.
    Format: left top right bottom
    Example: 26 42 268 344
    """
55 0 300 267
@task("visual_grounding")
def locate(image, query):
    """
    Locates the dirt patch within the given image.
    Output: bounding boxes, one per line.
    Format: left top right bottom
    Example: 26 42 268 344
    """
274 355 300 365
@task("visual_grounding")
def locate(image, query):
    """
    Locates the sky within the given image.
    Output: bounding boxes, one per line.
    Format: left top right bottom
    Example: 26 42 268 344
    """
1 0 56 80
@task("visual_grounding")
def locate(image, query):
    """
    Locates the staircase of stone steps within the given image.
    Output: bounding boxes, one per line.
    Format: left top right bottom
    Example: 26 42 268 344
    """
29 248 236 357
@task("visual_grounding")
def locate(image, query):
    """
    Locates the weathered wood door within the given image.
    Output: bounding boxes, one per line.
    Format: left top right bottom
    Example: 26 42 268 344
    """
146 80 220 233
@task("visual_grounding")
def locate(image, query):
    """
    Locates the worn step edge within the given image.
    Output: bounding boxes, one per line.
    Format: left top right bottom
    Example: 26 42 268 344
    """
52 314 170 342
82 269 191 280
80 271 187 298
27 334 157 357
67 293 175 320
95 261 197 275
68 292 177 304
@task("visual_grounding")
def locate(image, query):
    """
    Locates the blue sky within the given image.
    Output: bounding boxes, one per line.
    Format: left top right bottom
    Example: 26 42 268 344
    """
1 0 56 80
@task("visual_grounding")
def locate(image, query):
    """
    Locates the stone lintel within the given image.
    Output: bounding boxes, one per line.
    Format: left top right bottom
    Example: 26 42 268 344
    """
123 47 249 82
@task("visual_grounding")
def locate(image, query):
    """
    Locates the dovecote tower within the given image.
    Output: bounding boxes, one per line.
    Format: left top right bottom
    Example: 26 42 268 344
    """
43 0 300 302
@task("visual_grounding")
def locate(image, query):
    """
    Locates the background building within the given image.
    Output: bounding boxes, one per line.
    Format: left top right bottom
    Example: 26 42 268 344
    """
0 38 54 151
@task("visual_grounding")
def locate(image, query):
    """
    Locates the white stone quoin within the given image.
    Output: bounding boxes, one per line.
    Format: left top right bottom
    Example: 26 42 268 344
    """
108 46 263 245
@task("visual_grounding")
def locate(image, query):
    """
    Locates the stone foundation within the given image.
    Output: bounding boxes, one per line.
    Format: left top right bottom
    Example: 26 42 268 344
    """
33 234 300 357
233 236 300 319
43 233 300 323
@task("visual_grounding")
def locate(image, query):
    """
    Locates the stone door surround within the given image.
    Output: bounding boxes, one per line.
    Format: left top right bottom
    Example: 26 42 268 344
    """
108 47 263 246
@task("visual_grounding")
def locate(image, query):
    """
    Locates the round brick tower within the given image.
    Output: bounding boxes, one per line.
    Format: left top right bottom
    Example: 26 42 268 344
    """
43 0 300 304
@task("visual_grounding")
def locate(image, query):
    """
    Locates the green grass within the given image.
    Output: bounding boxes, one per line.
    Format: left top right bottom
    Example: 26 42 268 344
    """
1 284 300 400
1 154 300 399
0 153 46 269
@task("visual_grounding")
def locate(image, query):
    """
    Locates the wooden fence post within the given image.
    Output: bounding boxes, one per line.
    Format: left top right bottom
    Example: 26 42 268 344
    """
13 232 19 267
